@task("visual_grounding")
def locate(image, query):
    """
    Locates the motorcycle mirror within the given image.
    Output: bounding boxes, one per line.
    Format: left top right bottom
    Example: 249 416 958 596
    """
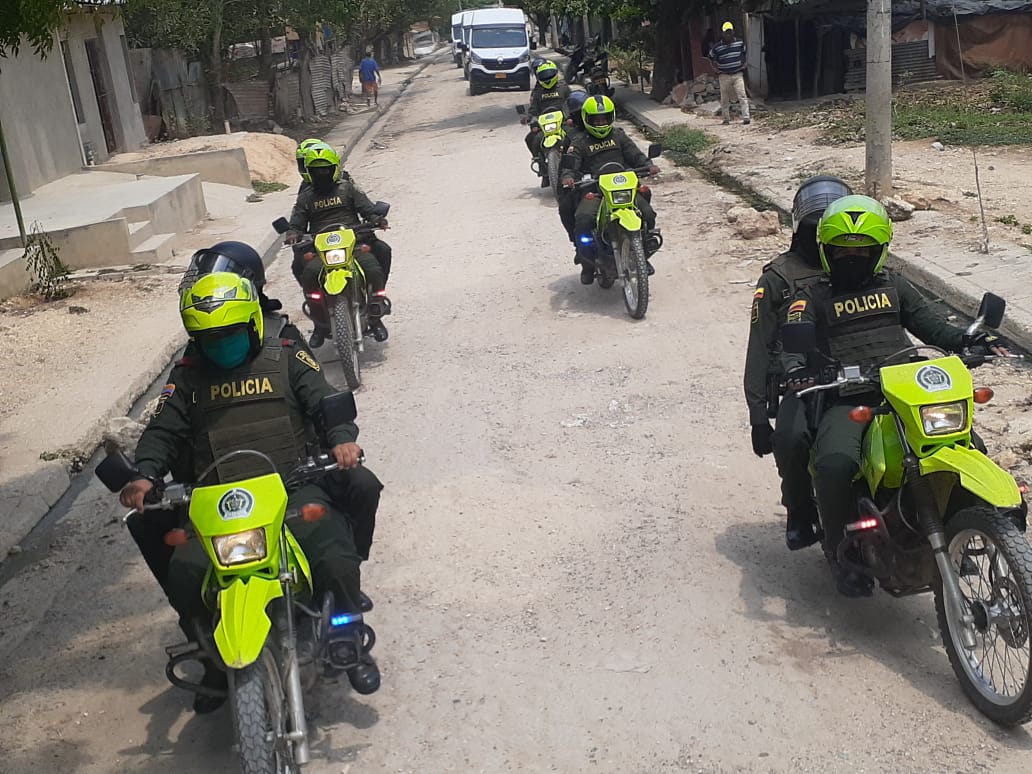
978 292 1006 330
95 451 139 493
515 104 526 115
780 321 818 354
371 201 391 218
647 144 663 159
272 217 291 234
320 391 358 428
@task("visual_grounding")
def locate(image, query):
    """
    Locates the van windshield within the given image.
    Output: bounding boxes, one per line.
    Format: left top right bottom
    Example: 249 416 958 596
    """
471 26 526 48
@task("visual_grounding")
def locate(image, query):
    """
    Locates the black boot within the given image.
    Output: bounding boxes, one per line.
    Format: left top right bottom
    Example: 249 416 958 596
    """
827 555 874 598
368 316 388 342
347 656 381 695
786 508 822 551
309 327 329 349
580 263 595 285
193 661 228 714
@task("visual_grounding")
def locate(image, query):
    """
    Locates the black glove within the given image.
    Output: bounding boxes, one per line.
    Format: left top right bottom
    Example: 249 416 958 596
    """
751 422 774 457
964 331 1010 353
785 367 817 392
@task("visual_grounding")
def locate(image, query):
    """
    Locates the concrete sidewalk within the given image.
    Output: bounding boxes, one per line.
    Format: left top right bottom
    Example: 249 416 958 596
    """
0 53 443 559
614 84 1032 352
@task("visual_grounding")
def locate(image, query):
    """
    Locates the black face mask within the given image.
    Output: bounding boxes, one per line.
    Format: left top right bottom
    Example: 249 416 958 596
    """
310 169 336 194
829 255 878 290
790 222 820 266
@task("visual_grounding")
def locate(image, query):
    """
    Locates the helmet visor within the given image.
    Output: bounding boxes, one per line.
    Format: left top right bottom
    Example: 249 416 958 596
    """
538 67 558 83
586 111 614 128
190 251 260 283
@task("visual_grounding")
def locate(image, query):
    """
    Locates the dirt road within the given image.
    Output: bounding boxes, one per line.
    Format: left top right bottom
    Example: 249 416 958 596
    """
2 60 1031 774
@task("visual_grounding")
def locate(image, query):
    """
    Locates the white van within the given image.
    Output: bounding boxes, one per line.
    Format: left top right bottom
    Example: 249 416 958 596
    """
466 7 534 95
450 12 464 68
460 11 475 80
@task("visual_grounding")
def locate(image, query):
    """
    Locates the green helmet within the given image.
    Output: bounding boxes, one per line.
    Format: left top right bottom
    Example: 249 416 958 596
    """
304 144 341 184
179 271 263 342
582 95 616 139
296 138 328 180
535 60 559 89
817 195 893 275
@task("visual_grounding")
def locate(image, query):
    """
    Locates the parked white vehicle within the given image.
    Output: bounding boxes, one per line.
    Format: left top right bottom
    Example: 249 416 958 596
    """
466 8 535 95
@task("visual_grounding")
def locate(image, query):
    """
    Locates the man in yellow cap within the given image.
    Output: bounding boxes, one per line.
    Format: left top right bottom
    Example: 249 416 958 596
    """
709 21 751 125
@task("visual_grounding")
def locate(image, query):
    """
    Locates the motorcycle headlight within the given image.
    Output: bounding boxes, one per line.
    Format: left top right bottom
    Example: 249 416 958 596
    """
920 401 967 435
212 529 267 566
611 189 635 206
323 249 349 266
543 122 559 133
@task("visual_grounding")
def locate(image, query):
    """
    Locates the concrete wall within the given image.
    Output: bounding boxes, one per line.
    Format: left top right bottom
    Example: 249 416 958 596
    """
0 10 147 201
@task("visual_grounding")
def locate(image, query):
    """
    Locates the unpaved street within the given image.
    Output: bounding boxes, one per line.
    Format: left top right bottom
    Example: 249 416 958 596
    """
3 58 1032 773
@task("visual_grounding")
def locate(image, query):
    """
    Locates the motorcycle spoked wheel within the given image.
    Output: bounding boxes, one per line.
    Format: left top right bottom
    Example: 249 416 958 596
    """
330 295 361 390
547 147 561 199
615 232 649 319
230 644 297 774
936 507 1032 726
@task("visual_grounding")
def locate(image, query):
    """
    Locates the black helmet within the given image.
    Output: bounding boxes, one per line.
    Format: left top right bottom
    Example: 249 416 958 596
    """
792 175 852 234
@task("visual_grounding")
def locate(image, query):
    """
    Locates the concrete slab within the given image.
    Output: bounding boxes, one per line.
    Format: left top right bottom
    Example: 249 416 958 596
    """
615 84 1032 350
98 147 252 189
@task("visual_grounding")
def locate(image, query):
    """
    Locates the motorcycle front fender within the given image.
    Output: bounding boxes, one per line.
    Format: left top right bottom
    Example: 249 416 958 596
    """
214 576 283 669
612 208 642 233
921 445 1022 509
324 268 349 295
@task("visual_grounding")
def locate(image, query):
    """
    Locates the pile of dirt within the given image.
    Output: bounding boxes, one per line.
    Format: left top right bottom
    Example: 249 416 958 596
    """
110 132 299 185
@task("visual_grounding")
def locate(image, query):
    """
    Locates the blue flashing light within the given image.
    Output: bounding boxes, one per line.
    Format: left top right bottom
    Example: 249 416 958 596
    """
578 234 594 245
331 612 361 627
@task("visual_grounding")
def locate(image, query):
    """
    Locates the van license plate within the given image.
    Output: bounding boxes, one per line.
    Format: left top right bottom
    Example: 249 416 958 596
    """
494 73 507 79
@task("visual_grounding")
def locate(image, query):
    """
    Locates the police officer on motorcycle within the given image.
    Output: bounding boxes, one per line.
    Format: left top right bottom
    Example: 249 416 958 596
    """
561 95 660 284
744 176 852 550
557 90 589 244
524 60 571 186
781 195 1009 597
287 145 392 345
120 272 383 710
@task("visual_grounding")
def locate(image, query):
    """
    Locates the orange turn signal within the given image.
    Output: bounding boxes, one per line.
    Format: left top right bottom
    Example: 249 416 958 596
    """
359 244 372 253
164 528 190 547
849 406 875 423
303 252 315 261
584 192 597 200
638 185 650 194
302 503 327 522
973 387 994 404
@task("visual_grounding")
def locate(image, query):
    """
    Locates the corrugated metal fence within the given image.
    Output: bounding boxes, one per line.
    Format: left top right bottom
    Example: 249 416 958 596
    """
844 41 939 91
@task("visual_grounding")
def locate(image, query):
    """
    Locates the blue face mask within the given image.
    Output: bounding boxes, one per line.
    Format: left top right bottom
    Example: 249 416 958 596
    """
200 330 252 369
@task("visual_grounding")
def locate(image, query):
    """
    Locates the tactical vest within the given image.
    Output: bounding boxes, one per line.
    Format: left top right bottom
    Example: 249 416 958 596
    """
581 133 625 176
307 183 360 235
539 89 564 112
766 252 824 311
190 338 312 484
817 281 911 386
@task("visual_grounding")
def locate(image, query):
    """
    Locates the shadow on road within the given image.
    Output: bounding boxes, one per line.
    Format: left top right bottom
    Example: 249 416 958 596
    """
715 518 1032 747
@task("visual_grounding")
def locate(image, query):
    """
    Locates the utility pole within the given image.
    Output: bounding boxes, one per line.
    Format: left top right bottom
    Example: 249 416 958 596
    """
0 111 27 248
865 0 893 198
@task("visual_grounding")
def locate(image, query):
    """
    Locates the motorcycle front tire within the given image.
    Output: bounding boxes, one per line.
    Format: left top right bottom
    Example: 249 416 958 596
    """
331 295 361 390
230 646 294 774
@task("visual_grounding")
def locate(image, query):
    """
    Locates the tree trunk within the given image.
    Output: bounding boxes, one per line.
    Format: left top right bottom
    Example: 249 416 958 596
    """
298 35 316 122
650 0 684 103
209 0 226 124
258 27 273 81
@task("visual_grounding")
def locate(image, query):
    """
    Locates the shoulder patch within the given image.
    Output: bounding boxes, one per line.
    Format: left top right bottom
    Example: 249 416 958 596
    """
753 287 765 299
177 356 200 368
154 383 176 415
788 300 807 313
296 349 321 372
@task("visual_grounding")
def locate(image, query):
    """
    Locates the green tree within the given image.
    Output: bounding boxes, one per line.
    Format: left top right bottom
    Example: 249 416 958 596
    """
0 0 66 58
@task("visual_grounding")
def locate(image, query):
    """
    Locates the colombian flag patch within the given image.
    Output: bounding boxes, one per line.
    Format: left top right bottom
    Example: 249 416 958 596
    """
788 300 807 314
753 287 765 299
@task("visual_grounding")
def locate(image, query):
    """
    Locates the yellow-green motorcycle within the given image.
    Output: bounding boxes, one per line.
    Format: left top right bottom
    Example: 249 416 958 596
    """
784 293 1032 725
569 146 664 319
516 104 566 197
274 210 390 391
96 394 375 773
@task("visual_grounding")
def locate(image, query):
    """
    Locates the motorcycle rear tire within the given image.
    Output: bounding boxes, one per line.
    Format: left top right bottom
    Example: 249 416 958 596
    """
547 147 560 199
231 646 294 774
331 296 361 390
936 507 1032 726
618 232 649 319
